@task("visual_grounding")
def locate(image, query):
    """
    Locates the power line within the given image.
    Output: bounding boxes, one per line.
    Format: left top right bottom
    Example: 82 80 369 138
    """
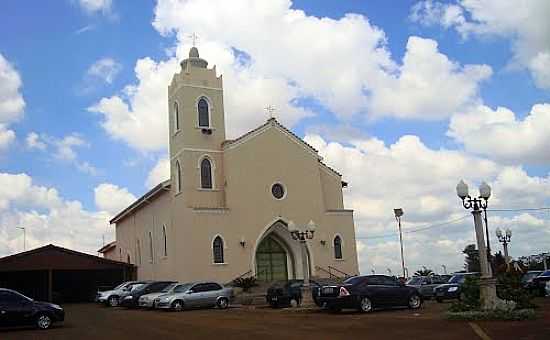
487 207 550 212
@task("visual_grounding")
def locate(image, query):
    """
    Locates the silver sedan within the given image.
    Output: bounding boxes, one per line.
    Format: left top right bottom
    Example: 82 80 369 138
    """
139 282 181 308
154 282 233 311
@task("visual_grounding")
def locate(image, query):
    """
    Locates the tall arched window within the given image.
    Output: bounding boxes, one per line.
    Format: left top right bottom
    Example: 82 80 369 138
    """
162 225 168 257
148 231 154 263
334 235 343 259
198 98 210 127
200 158 212 189
213 236 224 264
173 101 180 132
175 160 182 193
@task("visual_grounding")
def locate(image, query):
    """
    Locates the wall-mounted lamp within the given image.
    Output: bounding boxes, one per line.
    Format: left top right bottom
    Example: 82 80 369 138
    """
239 237 246 248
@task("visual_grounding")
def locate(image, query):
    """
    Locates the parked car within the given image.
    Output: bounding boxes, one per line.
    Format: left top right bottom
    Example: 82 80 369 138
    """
138 282 182 308
531 270 550 297
120 281 176 308
521 271 543 292
96 281 145 307
266 280 320 308
154 282 233 311
434 272 479 302
406 275 450 299
317 275 422 313
0 288 64 330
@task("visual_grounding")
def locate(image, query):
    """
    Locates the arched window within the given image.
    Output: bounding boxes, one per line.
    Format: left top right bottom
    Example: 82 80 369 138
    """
162 225 168 257
213 236 224 264
175 160 182 193
173 101 180 131
200 158 213 189
148 231 154 263
198 98 210 127
334 235 343 259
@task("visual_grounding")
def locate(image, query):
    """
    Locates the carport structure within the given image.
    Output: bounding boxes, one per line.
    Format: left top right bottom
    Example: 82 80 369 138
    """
0 244 135 303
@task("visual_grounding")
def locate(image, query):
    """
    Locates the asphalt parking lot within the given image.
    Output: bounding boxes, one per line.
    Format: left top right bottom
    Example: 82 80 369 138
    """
2 299 550 340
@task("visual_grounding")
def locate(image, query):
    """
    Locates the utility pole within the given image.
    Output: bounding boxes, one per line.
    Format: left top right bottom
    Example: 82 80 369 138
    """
394 208 406 278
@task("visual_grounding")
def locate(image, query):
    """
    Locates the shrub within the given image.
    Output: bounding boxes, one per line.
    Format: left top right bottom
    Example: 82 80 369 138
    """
449 275 480 312
232 277 257 292
496 270 536 309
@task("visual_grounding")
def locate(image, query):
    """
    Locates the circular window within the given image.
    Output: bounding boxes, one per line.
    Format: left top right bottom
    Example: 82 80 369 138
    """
271 183 285 200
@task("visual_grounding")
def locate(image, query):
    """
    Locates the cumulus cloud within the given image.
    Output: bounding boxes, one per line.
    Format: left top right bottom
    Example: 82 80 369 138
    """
25 132 47 150
146 156 170 188
448 103 550 165
0 173 112 256
0 53 25 125
305 133 550 273
411 0 550 90
0 125 15 150
87 57 122 84
78 0 113 16
94 183 136 216
91 0 490 152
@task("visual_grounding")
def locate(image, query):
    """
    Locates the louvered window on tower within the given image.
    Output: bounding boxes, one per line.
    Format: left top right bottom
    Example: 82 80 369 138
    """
200 158 212 189
198 98 209 127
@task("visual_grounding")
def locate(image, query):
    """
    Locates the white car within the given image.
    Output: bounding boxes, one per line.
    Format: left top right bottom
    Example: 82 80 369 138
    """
96 281 146 307
139 282 182 308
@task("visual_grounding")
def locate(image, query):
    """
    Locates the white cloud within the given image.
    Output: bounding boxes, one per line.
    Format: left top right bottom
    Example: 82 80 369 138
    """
305 133 550 274
0 125 15 150
411 0 550 90
0 173 112 256
25 132 47 150
94 183 136 216
78 0 112 15
448 103 550 164
91 0 491 152
0 53 25 125
146 156 170 188
87 57 122 84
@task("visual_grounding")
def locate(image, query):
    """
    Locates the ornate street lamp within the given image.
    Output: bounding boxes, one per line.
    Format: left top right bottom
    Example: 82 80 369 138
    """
495 227 512 261
288 220 316 307
457 180 500 310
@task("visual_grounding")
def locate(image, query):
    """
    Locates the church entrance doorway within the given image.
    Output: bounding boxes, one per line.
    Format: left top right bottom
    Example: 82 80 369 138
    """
255 235 288 281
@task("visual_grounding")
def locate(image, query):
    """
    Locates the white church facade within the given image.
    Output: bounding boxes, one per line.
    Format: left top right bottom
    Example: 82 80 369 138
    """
101 47 359 283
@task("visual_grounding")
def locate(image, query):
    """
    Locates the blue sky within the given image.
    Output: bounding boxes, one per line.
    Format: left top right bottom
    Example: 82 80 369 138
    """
1 0 549 273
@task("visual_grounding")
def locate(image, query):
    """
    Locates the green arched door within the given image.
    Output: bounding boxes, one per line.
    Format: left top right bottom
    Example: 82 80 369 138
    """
256 236 288 281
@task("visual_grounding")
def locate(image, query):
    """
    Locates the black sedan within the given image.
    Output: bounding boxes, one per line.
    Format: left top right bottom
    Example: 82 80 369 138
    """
119 281 176 308
0 288 65 329
317 275 422 313
434 272 479 302
531 270 550 296
266 280 320 307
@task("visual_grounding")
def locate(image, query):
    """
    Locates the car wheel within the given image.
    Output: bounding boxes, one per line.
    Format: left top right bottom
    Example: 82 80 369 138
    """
36 314 52 330
217 297 229 309
290 298 299 308
172 300 184 312
408 294 422 309
108 296 119 307
359 296 373 313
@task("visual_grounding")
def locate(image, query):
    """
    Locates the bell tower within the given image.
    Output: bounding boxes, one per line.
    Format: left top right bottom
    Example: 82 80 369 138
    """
168 47 226 198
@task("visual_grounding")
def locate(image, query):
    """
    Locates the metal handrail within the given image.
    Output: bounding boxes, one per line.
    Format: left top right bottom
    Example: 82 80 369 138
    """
328 265 353 278
225 269 253 286
315 265 339 279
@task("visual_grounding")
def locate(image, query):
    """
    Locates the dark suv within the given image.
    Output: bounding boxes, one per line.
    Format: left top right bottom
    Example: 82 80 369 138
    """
434 272 479 302
317 275 422 313
0 288 65 329
120 281 176 308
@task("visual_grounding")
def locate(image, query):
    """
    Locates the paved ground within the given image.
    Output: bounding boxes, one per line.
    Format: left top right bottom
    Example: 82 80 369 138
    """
2 299 549 340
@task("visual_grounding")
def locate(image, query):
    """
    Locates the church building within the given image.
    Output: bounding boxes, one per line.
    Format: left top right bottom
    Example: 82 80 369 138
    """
101 47 359 283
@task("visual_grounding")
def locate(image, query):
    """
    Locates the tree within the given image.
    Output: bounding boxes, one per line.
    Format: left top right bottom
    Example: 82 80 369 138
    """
463 244 480 272
414 268 434 276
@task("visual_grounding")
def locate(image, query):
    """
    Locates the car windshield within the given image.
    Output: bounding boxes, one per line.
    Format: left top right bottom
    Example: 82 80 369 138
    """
114 282 130 290
344 276 363 285
130 284 145 291
448 275 465 284
406 277 424 285
161 283 178 292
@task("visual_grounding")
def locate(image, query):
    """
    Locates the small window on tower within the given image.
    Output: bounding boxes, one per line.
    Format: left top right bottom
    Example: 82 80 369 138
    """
200 158 213 189
174 102 180 132
198 98 210 127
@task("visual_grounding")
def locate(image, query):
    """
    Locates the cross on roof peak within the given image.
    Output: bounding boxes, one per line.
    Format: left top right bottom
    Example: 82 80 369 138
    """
188 32 199 47
264 105 276 119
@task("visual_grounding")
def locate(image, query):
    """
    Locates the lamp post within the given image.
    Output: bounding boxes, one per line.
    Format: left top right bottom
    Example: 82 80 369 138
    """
394 208 406 279
441 264 447 275
289 220 316 307
17 227 26 251
456 180 500 310
495 227 512 261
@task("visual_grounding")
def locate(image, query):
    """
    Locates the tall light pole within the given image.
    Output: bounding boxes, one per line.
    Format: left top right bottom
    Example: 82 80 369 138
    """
288 220 316 307
394 208 406 279
17 227 26 251
441 264 447 274
495 227 512 262
457 180 500 310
